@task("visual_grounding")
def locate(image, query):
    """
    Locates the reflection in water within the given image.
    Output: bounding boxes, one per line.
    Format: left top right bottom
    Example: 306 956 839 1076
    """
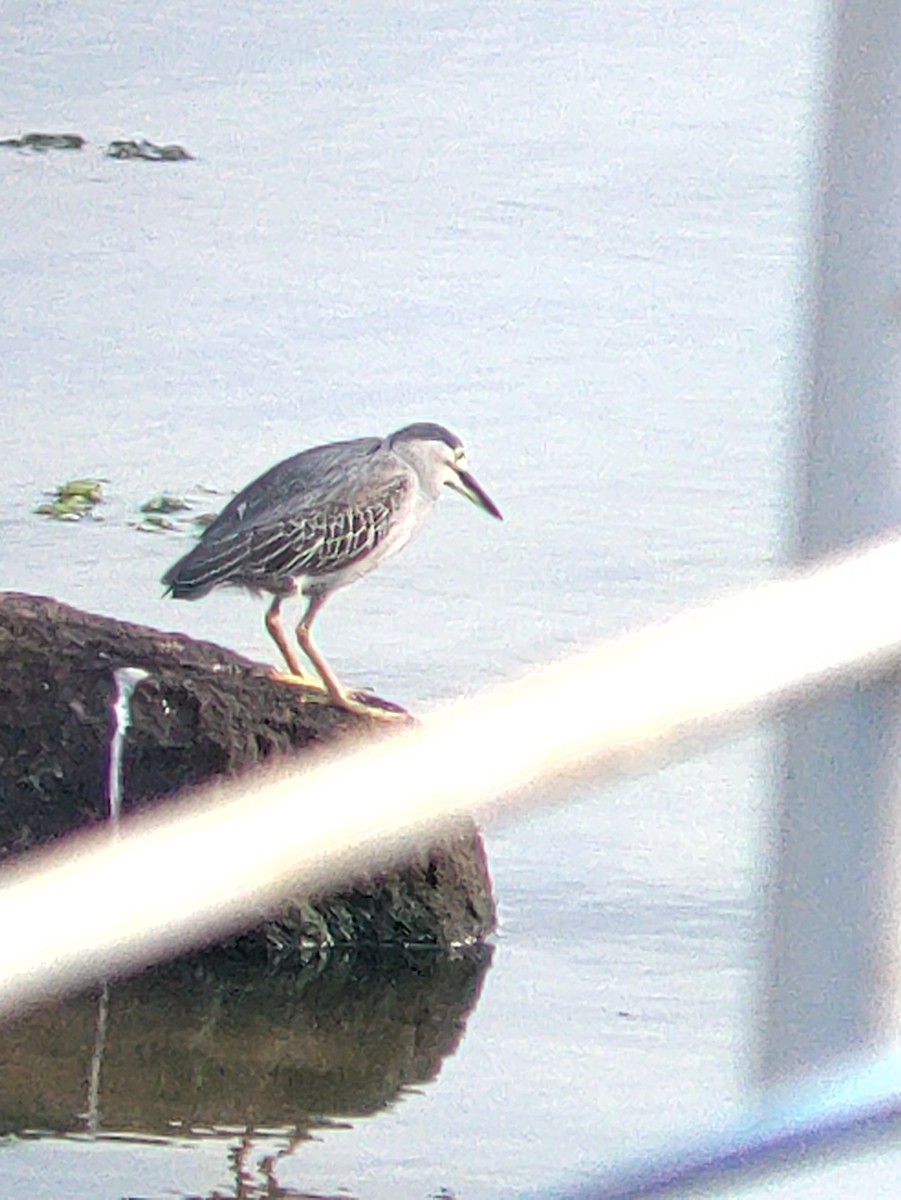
0 946 492 1194
225 1133 348 1199
84 982 109 1134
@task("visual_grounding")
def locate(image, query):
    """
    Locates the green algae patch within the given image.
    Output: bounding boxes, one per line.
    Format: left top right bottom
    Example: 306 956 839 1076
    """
33 482 222 532
140 495 192 514
34 478 104 521
134 492 221 534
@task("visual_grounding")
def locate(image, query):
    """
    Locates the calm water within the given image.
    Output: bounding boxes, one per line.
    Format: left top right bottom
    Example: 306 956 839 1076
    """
1 1 829 1196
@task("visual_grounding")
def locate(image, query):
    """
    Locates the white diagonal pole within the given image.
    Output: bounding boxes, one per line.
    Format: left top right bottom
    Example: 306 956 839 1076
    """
2 535 901 1020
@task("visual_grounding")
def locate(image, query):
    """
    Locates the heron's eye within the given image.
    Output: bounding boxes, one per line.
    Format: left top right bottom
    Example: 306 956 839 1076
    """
454 448 467 466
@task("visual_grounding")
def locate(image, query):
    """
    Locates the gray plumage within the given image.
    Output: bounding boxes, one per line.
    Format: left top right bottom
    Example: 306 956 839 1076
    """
162 422 502 715
163 438 409 599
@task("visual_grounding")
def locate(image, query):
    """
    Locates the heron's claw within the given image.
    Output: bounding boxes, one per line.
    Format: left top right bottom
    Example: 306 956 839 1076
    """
337 690 411 721
269 669 325 692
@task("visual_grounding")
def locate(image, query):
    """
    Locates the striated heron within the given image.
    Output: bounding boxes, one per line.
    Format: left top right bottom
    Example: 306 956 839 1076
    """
162 423 502 715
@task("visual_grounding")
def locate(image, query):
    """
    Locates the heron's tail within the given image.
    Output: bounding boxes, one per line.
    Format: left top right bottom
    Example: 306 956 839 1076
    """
161 546 218 600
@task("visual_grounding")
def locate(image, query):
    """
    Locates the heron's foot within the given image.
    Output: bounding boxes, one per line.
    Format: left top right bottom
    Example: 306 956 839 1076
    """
339 690 412 721
269 669 327 694
269 669 408 720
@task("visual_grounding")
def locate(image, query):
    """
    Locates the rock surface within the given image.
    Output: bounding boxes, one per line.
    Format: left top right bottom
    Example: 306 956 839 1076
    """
0 592 496 959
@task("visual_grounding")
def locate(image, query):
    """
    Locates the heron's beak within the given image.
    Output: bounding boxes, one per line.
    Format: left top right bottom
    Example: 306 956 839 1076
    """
447 467 503 520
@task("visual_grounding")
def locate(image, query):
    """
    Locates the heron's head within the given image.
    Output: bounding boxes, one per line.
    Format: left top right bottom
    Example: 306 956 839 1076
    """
388 423 503 519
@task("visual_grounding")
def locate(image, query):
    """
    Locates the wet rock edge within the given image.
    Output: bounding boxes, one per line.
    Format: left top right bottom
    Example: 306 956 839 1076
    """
0 591 496 967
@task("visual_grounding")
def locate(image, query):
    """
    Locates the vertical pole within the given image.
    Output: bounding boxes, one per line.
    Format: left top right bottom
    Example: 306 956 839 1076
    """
759 0 901 1085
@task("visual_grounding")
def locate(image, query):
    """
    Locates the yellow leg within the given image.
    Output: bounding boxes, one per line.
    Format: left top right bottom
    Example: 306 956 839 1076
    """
295 596 407 721
265 595 320 688
295 595 348 703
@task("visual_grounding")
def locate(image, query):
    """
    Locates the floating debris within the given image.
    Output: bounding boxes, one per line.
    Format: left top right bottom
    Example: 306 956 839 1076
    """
59 479 103 503
0 132 85 152
133 491 222 535
34 482 221 531
35 478 104 521
106 139 193 162
140 494 191 515
135 513 181 533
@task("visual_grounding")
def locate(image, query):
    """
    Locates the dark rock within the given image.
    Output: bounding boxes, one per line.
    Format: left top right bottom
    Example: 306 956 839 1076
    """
0 592 496 960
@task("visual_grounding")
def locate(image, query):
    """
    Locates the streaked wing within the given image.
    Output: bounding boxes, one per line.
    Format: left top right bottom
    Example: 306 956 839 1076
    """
164 474 411 593
209 437 383 533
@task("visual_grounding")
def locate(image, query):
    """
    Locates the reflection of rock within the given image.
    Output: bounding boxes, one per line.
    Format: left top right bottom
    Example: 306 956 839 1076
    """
0 132 85 151
0 592 496 954
0 946 493 1135
106 138 192 161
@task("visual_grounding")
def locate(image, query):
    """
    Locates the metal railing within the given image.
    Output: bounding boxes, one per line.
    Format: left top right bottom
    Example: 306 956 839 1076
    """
5 0 901 1194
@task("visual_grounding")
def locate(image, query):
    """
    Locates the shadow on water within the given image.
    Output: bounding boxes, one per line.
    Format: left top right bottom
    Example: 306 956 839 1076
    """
0 944 493 1196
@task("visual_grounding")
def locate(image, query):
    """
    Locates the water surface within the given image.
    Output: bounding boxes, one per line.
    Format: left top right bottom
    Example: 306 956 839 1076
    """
1 1 823 1195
